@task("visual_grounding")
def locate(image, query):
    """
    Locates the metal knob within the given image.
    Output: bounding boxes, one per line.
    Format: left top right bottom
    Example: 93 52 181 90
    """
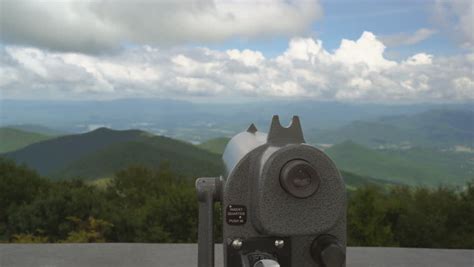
311 235 345 267
253 259 280 267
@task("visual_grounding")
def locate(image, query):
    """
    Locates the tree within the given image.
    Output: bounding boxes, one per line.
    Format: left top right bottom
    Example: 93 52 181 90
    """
348 186 396 246
62 216 113 243
7 180 108 242
0 158 49 240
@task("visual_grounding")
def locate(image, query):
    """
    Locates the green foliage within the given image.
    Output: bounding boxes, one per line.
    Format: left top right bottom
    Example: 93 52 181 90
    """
0 158 49 240
12 233 49 243
101 163 196 242
348 184 474 248
0 127 51 153
0 158 48 209
6 179 108 242
62 216 113 243
348 186 396 246
1 159 473 248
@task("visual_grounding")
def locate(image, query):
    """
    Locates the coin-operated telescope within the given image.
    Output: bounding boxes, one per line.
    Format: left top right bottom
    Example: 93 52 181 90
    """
196 116 346 267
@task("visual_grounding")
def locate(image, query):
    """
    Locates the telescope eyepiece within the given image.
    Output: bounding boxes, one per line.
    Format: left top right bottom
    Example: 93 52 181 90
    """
279 159 320 199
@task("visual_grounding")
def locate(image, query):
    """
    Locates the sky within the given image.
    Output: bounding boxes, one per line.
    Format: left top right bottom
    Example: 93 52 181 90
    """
0 0 473 103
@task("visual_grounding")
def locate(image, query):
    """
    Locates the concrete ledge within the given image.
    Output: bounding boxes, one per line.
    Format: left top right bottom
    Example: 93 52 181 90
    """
1 244 473 267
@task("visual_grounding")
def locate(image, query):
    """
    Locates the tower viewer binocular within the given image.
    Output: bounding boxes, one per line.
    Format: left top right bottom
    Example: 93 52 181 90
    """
196 115 346 267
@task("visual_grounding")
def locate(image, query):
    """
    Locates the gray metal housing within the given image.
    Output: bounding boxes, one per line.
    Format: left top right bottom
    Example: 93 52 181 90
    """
222 116 346 267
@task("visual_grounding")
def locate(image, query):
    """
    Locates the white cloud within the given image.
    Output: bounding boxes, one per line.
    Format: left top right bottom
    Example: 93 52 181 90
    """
349 78 372 90
332 31 396 71
227 50 265 67
0 0 322 53
433 0 474 49
453 77 474 91
1 31 473 102
277 37 330 63
403 53 433 65
381 28 437 47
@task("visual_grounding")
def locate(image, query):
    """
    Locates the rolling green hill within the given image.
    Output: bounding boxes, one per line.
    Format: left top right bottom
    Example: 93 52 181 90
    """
57 138 223 179
339 170 398 190
0 128 52 153
4 128 146 175
4 128 223 180
198 137 230 154
309 109 474 149
4 124 66 136
325 141 473 186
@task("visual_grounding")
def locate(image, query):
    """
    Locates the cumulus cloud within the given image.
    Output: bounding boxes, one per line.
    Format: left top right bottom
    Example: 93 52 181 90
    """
0 0 322 53
403 53 433 65
332 32 396 71
381 28 437 47
1 32 473 102
433 0 474 49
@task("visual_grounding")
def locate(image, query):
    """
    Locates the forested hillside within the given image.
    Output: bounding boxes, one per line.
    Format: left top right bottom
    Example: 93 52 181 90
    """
0 128 51 153
3 128 223 179
325 141 473 186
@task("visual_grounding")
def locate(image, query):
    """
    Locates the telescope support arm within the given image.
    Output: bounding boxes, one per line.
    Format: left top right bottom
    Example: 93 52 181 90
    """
196 177 222 267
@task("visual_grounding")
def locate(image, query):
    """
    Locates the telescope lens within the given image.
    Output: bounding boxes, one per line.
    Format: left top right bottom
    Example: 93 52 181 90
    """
279 160 320 199
293 169 312 188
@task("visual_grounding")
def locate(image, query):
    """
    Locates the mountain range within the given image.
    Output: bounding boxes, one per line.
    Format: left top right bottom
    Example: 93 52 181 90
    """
2 98 473 143
309 109 474 149
1 127 398 189
2 107 472 187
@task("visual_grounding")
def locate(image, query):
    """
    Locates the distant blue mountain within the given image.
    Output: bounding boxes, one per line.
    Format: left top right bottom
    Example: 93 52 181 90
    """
309 109 474 149
2 98 473 142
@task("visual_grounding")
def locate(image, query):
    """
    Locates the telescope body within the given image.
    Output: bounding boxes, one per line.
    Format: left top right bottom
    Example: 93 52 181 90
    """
197 116 346 267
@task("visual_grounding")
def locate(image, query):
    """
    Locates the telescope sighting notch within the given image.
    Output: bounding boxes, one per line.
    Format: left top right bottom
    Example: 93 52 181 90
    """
247 123 258 134
267 115 305 145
